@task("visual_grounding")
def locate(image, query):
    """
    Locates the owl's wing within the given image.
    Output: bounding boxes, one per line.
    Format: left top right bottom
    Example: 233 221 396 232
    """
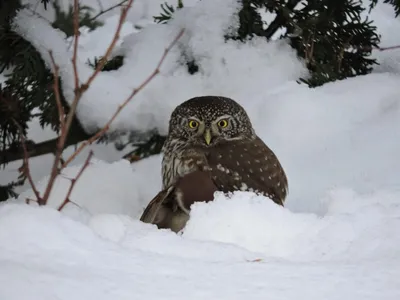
140 185 175 224
140 170 218 231
207 136 288 205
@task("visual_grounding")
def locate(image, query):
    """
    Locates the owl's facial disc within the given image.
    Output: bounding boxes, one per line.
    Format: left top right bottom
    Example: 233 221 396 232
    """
184 114 235 147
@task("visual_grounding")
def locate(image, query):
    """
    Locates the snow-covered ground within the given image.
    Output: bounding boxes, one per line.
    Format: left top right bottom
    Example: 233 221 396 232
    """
1 0 400 299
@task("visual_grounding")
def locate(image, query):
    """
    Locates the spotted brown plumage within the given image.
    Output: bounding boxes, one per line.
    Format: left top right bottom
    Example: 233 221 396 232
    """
140 96 288 232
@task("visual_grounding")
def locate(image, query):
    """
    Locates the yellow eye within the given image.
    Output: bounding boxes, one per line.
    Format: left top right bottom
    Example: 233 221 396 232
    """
188 120 199 128
218 119 229 128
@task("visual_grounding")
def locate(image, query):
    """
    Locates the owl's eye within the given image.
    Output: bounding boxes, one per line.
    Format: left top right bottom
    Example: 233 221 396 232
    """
188 120 199 129
217 119 229 128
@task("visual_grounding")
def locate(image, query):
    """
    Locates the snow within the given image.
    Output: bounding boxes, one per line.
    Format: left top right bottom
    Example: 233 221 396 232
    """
13 0 306 134
2 0 400 299
1 188 400 299
367 2 400 74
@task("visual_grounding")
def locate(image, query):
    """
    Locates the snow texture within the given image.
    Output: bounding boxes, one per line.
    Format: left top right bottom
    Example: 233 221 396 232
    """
2 0 400 299
13 0 307 134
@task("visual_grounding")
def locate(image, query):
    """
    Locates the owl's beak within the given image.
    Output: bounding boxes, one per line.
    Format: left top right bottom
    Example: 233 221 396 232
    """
204 129 212 145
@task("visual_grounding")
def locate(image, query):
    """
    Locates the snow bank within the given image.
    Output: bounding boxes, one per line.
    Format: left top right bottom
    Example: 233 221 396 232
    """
185 189 400 262
1 188 400 299
13 155 400 265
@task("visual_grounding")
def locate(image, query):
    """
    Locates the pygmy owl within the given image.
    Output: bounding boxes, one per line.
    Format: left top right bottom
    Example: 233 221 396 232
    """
140 96 288 232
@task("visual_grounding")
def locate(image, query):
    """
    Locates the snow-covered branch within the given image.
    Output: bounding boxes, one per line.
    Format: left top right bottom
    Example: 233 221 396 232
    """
15 0 184 207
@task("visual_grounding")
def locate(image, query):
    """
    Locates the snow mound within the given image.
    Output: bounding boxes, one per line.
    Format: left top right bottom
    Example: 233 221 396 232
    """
1 191 400 299
13 155 400 266
184 190 400 262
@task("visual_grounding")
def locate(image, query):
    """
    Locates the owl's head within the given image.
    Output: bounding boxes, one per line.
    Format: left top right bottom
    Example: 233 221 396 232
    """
167 96 255 148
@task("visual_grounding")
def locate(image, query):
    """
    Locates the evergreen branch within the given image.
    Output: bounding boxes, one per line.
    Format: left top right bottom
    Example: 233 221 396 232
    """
0 178 25 201
62 28 185 168
57 150 93 211
0 130 91 165
264 0 301 39
89 0 129 21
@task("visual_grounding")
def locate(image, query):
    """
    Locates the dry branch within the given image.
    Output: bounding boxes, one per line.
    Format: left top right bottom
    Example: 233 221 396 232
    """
40 0 136 205
22 0 184 208
72 0 81 91
89 0 129 21
12 120 42 203
84 0 133 88
377 44 400 51
49 51 65 133
62 28 185 168
57 151 93 211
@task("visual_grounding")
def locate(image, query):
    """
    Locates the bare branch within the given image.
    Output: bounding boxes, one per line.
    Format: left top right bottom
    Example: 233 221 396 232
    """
72 0 81 91
25 6 53 24
40 0 136 204
62 28 185 167
49 51 66 133
41 0 83 204
89 0 129 21
12 120 42 203
64 0 135 147
378 44 400 52
84 0 133 88
57 150 93 211
34 0 182 206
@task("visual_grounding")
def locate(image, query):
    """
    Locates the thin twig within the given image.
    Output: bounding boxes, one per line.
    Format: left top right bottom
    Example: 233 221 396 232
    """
25 6 53 24
377 44 400 52
64 0 134 146
49 51 66 133
12 120 42 203
36 0 183 205
41 0 82 204
61 28 185 168
72 0 81 92
40 0 135 204
57 150 93 211
84 0 133 88
89 0 129 21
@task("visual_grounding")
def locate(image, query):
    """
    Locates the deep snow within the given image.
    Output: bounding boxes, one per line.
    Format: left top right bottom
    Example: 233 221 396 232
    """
1 0 400 299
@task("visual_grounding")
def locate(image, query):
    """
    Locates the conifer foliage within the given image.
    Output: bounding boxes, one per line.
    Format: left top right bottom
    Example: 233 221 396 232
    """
289 0 380 86
370 0 400 16
156 0 386 86
227 0 380 86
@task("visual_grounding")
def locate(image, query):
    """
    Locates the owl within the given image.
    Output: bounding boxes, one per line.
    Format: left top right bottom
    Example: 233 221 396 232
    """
140 96 288 232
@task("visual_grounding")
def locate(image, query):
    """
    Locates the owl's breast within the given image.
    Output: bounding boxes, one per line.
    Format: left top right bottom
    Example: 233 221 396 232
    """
206 138 288 205
161 148 210 189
